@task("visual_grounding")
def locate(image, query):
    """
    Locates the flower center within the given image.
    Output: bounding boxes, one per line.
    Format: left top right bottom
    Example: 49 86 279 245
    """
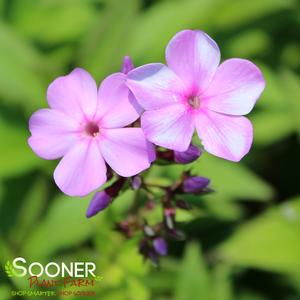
188 95 201 109
85 122 100 137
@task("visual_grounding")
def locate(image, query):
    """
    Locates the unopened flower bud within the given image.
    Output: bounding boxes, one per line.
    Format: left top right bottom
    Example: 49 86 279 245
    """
165 214 175 230
121 56 134 74
86 191 112 218
86 177 126 218
148 251 159 267
183 176 210 194
163 207 176 230
174 144 202 164
153 238 168 256
167 229 186 241
176 199 191 210
131 175 142 190
144 225 155 237
145 199 155 210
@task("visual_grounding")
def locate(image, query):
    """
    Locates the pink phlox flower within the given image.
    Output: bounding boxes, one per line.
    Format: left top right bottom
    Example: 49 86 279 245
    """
28 59 155 196
126 29 265 162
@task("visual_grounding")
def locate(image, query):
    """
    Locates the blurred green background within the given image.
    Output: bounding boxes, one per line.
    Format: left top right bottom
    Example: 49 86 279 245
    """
0 0 300 299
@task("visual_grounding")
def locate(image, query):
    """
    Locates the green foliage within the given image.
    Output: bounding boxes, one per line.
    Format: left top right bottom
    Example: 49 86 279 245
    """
0 0 299 299
191 152 274 202
219 196 300 275
175 242 213 300
0 118 43 178
22 195 95 260
4 261 14 278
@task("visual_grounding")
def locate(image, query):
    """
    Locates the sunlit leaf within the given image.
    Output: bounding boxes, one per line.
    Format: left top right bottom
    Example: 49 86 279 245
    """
78 0 139 80
10 0 95 44
281 69 300 137
225 30 270 58
214 0 296 30
128 0 224 63
219 196 300 274
0 119 42 178
10 177 48 245
0 22 48 114
191 153 274 202
212 264 233 300
251 112 294 145
22 195 95 260
175 242 213 300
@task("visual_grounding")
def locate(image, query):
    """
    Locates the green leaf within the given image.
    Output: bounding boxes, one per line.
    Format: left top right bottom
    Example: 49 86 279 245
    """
212 264 233 300
281 69 300 137
175 242 213 300
218 196 300 275
128 0 224 63
10 0 95 44
78 0 139 80
191 153 274 202
0 284 11 300
0 119 42 178
225 30 270 58
126 277 150 300
214 0 296 30
250 65 297 146
22 195 95 260
281 43 300 69
250 112 294 146
4 261 14 277
256 64 287 110
0 0 4 16
0 22 47 114
10 177 48 245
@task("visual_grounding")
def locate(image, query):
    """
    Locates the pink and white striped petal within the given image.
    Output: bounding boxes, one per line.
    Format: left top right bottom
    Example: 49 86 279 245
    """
28 108 79 160
47 68 98 121
195 109 253 162
166 30 220 93
127 63 185 110
141 103 195 152
99 128 155 177
54 141 107 197
202 59 265 115
95 73 142 128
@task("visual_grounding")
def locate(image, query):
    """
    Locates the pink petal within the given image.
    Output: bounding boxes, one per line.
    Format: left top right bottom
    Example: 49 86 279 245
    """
121 56 134 74
127 63 185 110
54 141 107 196
141 103 195 152
202 59 265 115
28 109 79 159
99 128 154 177
195 109 253 162
166 30 220 93
47 68 98 121
95 73 142 128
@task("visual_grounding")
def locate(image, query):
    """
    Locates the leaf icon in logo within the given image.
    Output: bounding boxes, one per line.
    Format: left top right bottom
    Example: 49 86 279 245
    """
4 261 15 278
94 275 103 282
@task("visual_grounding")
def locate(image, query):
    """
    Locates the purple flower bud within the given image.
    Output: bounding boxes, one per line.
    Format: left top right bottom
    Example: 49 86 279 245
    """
167 229 186 241
131 175 142 190
144 225 155 237
183 176 210 194
148 251 159 267
121 56 134 74
174 144 202 164
86 191 112 218
176 199 191 210
165 214 175 230
153 238 168 256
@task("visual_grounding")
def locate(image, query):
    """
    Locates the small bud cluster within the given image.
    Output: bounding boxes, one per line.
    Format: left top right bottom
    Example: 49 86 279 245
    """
86 141 212 266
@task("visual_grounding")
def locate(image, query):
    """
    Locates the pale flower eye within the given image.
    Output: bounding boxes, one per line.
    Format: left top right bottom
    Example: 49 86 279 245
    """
84 122 100 137
187 95 201 109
